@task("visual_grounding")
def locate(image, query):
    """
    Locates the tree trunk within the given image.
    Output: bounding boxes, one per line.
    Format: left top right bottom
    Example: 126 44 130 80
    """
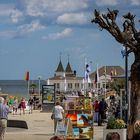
128 51 140 139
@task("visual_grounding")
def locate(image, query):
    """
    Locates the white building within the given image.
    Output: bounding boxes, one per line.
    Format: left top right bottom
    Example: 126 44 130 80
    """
48 59 91 92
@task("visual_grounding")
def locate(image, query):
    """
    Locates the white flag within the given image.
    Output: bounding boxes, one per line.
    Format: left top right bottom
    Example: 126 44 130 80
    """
85 63 91 83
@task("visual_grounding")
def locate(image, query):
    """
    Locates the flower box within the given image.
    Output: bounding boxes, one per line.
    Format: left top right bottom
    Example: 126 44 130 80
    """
103 117 127 140
103 128 127 140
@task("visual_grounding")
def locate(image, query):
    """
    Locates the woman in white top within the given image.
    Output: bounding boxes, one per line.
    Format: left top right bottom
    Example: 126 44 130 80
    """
13 97 18 115
52 101 64 132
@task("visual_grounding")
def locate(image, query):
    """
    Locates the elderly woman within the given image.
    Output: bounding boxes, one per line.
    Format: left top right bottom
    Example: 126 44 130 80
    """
0 97 11 140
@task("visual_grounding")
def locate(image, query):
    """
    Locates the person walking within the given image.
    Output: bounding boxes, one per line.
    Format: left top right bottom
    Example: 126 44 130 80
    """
98 98 108 126
28 97 34 114
33 96 37 110
0 97 11 140
20 97 26 115
93 100 99 123
52 101 64 132
12 97 18 115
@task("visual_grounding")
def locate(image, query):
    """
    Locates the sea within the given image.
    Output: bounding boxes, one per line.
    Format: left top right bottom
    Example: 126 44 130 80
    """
0 80 47 99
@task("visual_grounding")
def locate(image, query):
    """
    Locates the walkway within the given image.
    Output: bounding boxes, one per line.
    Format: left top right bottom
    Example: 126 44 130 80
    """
6 110 104 140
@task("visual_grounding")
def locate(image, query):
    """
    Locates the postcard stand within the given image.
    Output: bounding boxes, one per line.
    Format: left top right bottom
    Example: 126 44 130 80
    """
64 96 94 140
55 118 74 140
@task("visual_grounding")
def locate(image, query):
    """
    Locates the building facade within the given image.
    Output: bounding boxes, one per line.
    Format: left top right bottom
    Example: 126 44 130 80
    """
48 60 125 93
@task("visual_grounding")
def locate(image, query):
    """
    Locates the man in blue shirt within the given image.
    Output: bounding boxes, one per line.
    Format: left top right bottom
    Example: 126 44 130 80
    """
0 97 11 140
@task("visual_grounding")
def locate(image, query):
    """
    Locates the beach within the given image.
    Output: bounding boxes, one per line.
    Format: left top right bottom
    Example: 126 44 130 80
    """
5 110 104 140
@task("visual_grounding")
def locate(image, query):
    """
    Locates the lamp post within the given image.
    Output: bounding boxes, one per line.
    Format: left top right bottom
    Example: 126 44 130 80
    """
125 46 128 124
38 76 41 103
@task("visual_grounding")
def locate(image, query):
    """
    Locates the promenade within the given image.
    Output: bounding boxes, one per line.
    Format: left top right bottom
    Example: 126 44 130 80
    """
5 110 104 140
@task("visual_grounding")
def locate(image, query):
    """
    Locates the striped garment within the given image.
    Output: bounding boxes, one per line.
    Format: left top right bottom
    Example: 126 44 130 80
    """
0 103 11 120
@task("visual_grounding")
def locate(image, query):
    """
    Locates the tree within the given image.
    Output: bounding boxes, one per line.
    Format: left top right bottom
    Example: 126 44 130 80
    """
91 9 140 139
30 83 37 94
109 78 125 94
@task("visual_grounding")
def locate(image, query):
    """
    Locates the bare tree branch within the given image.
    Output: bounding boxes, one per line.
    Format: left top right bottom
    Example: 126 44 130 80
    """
102 14 111 26
91 9 108 29
91 9 139 51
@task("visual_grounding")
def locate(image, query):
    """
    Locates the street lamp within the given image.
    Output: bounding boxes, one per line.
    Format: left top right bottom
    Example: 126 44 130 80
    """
125 46 129 124
38 76 42 101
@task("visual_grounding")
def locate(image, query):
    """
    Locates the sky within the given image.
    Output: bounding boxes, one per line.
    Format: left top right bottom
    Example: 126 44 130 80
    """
0 0 139 80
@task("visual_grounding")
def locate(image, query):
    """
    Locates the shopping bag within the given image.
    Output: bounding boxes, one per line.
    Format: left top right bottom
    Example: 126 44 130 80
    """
51 114 54 120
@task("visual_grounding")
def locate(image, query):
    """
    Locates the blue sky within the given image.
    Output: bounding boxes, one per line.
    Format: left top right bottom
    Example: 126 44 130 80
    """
0 0 139 80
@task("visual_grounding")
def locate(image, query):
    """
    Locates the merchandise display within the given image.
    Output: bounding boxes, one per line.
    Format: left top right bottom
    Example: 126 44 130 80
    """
64 96 94 140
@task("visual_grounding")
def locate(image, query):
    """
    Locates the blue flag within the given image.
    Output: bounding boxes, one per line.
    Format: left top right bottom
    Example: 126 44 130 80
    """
121 47 126 58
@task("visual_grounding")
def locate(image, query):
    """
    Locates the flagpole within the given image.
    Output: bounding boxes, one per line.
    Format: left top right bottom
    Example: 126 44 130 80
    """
64 72 67 92
64 78 67 92
84 58 92 95
96 81 98 100
28 80 30 98
25 71 30 98
104 66 107 99
84 57 87 95
96 64 99 100
83 78 85 91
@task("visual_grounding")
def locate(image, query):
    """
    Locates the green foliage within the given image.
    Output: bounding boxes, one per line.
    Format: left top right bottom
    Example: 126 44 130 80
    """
107 117 126 129
30 83 37 88
109 79 125 94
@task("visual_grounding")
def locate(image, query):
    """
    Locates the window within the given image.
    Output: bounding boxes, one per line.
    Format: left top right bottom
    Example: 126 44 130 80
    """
75 83 79 88
68 83 72 89
81 83 83 88
56 83 60 89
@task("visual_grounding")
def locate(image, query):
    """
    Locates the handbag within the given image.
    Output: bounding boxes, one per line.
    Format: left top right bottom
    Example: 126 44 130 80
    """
51 114 54 120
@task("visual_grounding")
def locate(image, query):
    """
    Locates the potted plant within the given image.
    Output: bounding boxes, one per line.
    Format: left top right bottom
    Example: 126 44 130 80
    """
103 117 127 140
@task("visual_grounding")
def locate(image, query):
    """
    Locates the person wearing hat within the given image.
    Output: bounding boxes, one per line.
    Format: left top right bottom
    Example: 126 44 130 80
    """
0 97 11 140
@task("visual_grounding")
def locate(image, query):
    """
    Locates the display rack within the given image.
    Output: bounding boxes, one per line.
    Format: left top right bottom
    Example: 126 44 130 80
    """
64 96 94 140
55 118 73 140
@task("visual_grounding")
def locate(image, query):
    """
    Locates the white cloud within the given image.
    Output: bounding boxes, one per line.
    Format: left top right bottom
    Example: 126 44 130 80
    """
96 0 117 6
24 0 45 17
18 20 46 34
45 0 88 12
23 0 89 16
10 8 23 23
0 4 24 24
0 21 46 38
57 13 88 25
131 0 140 5
44 28 72 40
